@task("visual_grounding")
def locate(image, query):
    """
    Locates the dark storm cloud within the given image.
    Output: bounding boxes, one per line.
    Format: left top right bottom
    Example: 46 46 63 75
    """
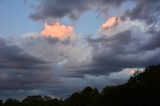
124 0 160 24
0 39 57 91
30 0 91 20
30 0 126 21
141 30 160 51
59 31 135 76
0 41 48 70
77 29 160 76
30 0 160 26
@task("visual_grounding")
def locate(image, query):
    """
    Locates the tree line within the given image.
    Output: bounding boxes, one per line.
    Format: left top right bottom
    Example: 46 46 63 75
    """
0 64 160 106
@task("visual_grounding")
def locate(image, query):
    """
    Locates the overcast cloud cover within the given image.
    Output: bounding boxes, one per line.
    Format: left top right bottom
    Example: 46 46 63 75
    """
0 0 160 99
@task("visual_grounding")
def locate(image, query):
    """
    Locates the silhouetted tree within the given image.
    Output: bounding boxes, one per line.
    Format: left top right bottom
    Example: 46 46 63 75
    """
22 95 46 106
0 100 3 106
22 95 64 106
66 86 100 106
100 64 160 106
4 98 20 106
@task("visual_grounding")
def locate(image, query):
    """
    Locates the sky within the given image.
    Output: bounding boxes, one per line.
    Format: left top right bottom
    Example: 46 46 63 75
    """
0 0 160 99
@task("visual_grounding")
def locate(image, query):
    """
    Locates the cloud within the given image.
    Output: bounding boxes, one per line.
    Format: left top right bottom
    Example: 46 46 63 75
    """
99 17 147 36
0 39 48 71
30 0 92 20
123 0 160 24
79 16 160 76
7 32 92 79
41 22 74 40
1 18 160 98
0 38 60 91
101 16 120 30
29 0 160 29
30 0 126 21
12 19 158 78
0 36 106 98
0 63 144 99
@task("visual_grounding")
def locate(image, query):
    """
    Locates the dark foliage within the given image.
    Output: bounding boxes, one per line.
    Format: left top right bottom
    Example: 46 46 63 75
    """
3 98 21 106
1 64 160 106
0 100 2 106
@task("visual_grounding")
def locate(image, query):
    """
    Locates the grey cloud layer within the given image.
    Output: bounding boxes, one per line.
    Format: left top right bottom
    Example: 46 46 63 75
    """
86 24 160 75
1 23 160 98
0 39 58 91
30 0 125 20
30 0 160 25
125 0 160 24
30 0 91 20
0 38 51 70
